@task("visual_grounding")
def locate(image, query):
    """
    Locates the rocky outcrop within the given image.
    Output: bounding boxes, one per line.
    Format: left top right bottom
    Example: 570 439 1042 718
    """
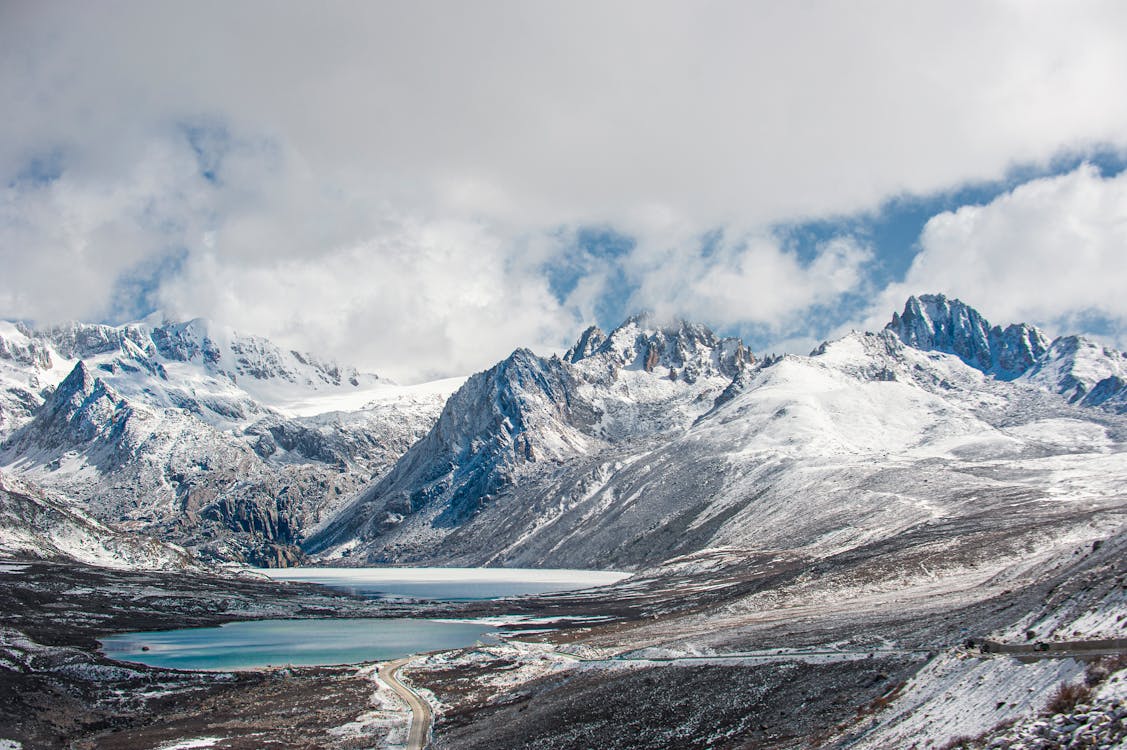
886 295 1127 414
0 471 195 569
886 294 1049 379
306 348 595 554
573 314 755 384
305 317 757 562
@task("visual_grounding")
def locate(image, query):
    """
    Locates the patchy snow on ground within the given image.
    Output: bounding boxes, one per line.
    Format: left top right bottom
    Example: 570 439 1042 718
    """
849 650 1086 749
153 738 225 750
327 664 409 750
419 640 581 699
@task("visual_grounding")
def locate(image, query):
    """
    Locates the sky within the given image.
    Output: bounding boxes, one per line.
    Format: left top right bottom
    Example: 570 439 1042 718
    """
2 1 1127 382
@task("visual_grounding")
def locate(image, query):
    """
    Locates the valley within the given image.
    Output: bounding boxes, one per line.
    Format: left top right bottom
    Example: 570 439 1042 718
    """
0 294 1124 749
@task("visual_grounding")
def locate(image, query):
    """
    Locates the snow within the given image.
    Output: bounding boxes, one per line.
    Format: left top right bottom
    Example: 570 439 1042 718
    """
0 471 194 570
417 639 581 695
273 376 466 418
851 650 1086 749
251 566 630 587
1022 336 1127 401
153 739 225 750
328 664 410 749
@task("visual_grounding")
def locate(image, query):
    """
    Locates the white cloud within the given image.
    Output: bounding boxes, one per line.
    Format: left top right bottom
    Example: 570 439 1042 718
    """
5 2 1127 225
629 233 873 334
867 164 1127 344
0 138 211 321
156 217 580 383
3 3 1127 377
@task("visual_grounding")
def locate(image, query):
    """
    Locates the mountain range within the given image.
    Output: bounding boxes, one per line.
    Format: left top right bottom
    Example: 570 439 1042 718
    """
1 294 1125 571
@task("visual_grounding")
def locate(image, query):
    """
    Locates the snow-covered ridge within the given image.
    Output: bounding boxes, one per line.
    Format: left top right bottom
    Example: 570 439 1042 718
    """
3 294 1126 570
305 315 760 560
0 317 403 431
886 293 1049 379
886 293 1127 413
306 295 1127 570
0 317 462 566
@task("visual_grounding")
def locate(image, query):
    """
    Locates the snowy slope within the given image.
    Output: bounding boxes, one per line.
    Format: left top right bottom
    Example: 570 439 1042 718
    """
1020 335 1127 411
0 471 194 570
308 300 1127 571
0 318 459 565
305 316 757 561
3 296 1124 572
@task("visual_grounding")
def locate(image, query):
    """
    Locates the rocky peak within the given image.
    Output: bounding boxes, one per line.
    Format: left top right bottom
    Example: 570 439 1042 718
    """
4 361 128 453
439 348 590 463
570 314 755 383
1021 335 1127 411
150 319 223 365
887 294 1049 380
40 321 151 360
0 324 53 371
54 359 97 401
564 326 607 363
305 347 594 552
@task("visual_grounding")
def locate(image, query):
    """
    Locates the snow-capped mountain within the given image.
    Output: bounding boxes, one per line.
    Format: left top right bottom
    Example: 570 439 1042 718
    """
305 316 755 560
1021 335 1127 411
885 293 1049 379
0 318 460 565
0 317 386 432
3 295 1124 571
886 294 1127 412
307 296 1127 571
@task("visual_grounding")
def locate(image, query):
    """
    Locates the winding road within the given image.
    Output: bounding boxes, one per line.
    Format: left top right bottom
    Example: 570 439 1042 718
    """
379 656 432 750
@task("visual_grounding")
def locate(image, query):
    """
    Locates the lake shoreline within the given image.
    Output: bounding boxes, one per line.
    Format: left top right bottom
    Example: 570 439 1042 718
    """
0 557 649 747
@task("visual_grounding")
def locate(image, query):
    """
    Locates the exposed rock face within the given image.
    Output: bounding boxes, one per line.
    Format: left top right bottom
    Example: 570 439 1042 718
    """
3 295 1126 572
306 317 757 563
886 294 1049 379
307 298 1127 571
0 362 328 566
574 314 755 384
1022 335 1127 411
0 470 195 569
564 326 607 363
886 294 1127 413
307 348 596 554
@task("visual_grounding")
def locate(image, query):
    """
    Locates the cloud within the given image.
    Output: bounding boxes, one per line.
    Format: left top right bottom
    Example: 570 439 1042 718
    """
0 137 212 322
6 2 1127 225
628 232 873 334
155 217 580 383
3 3 1127 377
866 164 1127 344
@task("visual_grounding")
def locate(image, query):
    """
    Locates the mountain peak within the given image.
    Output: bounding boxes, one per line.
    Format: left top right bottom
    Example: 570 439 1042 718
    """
886 294 1048 380
564 326 607 364
56 359 97 399
572 315 754 383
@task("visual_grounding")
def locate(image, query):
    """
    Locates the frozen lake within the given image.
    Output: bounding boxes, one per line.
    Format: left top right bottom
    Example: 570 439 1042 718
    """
100 617 493 671
249 566 631 601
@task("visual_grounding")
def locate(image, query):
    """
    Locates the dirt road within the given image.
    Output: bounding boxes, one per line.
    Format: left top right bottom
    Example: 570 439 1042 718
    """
379 656 432 750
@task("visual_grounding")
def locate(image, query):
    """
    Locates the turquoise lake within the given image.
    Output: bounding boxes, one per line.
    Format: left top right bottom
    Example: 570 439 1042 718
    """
100 618 493 671
100 568 629 670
